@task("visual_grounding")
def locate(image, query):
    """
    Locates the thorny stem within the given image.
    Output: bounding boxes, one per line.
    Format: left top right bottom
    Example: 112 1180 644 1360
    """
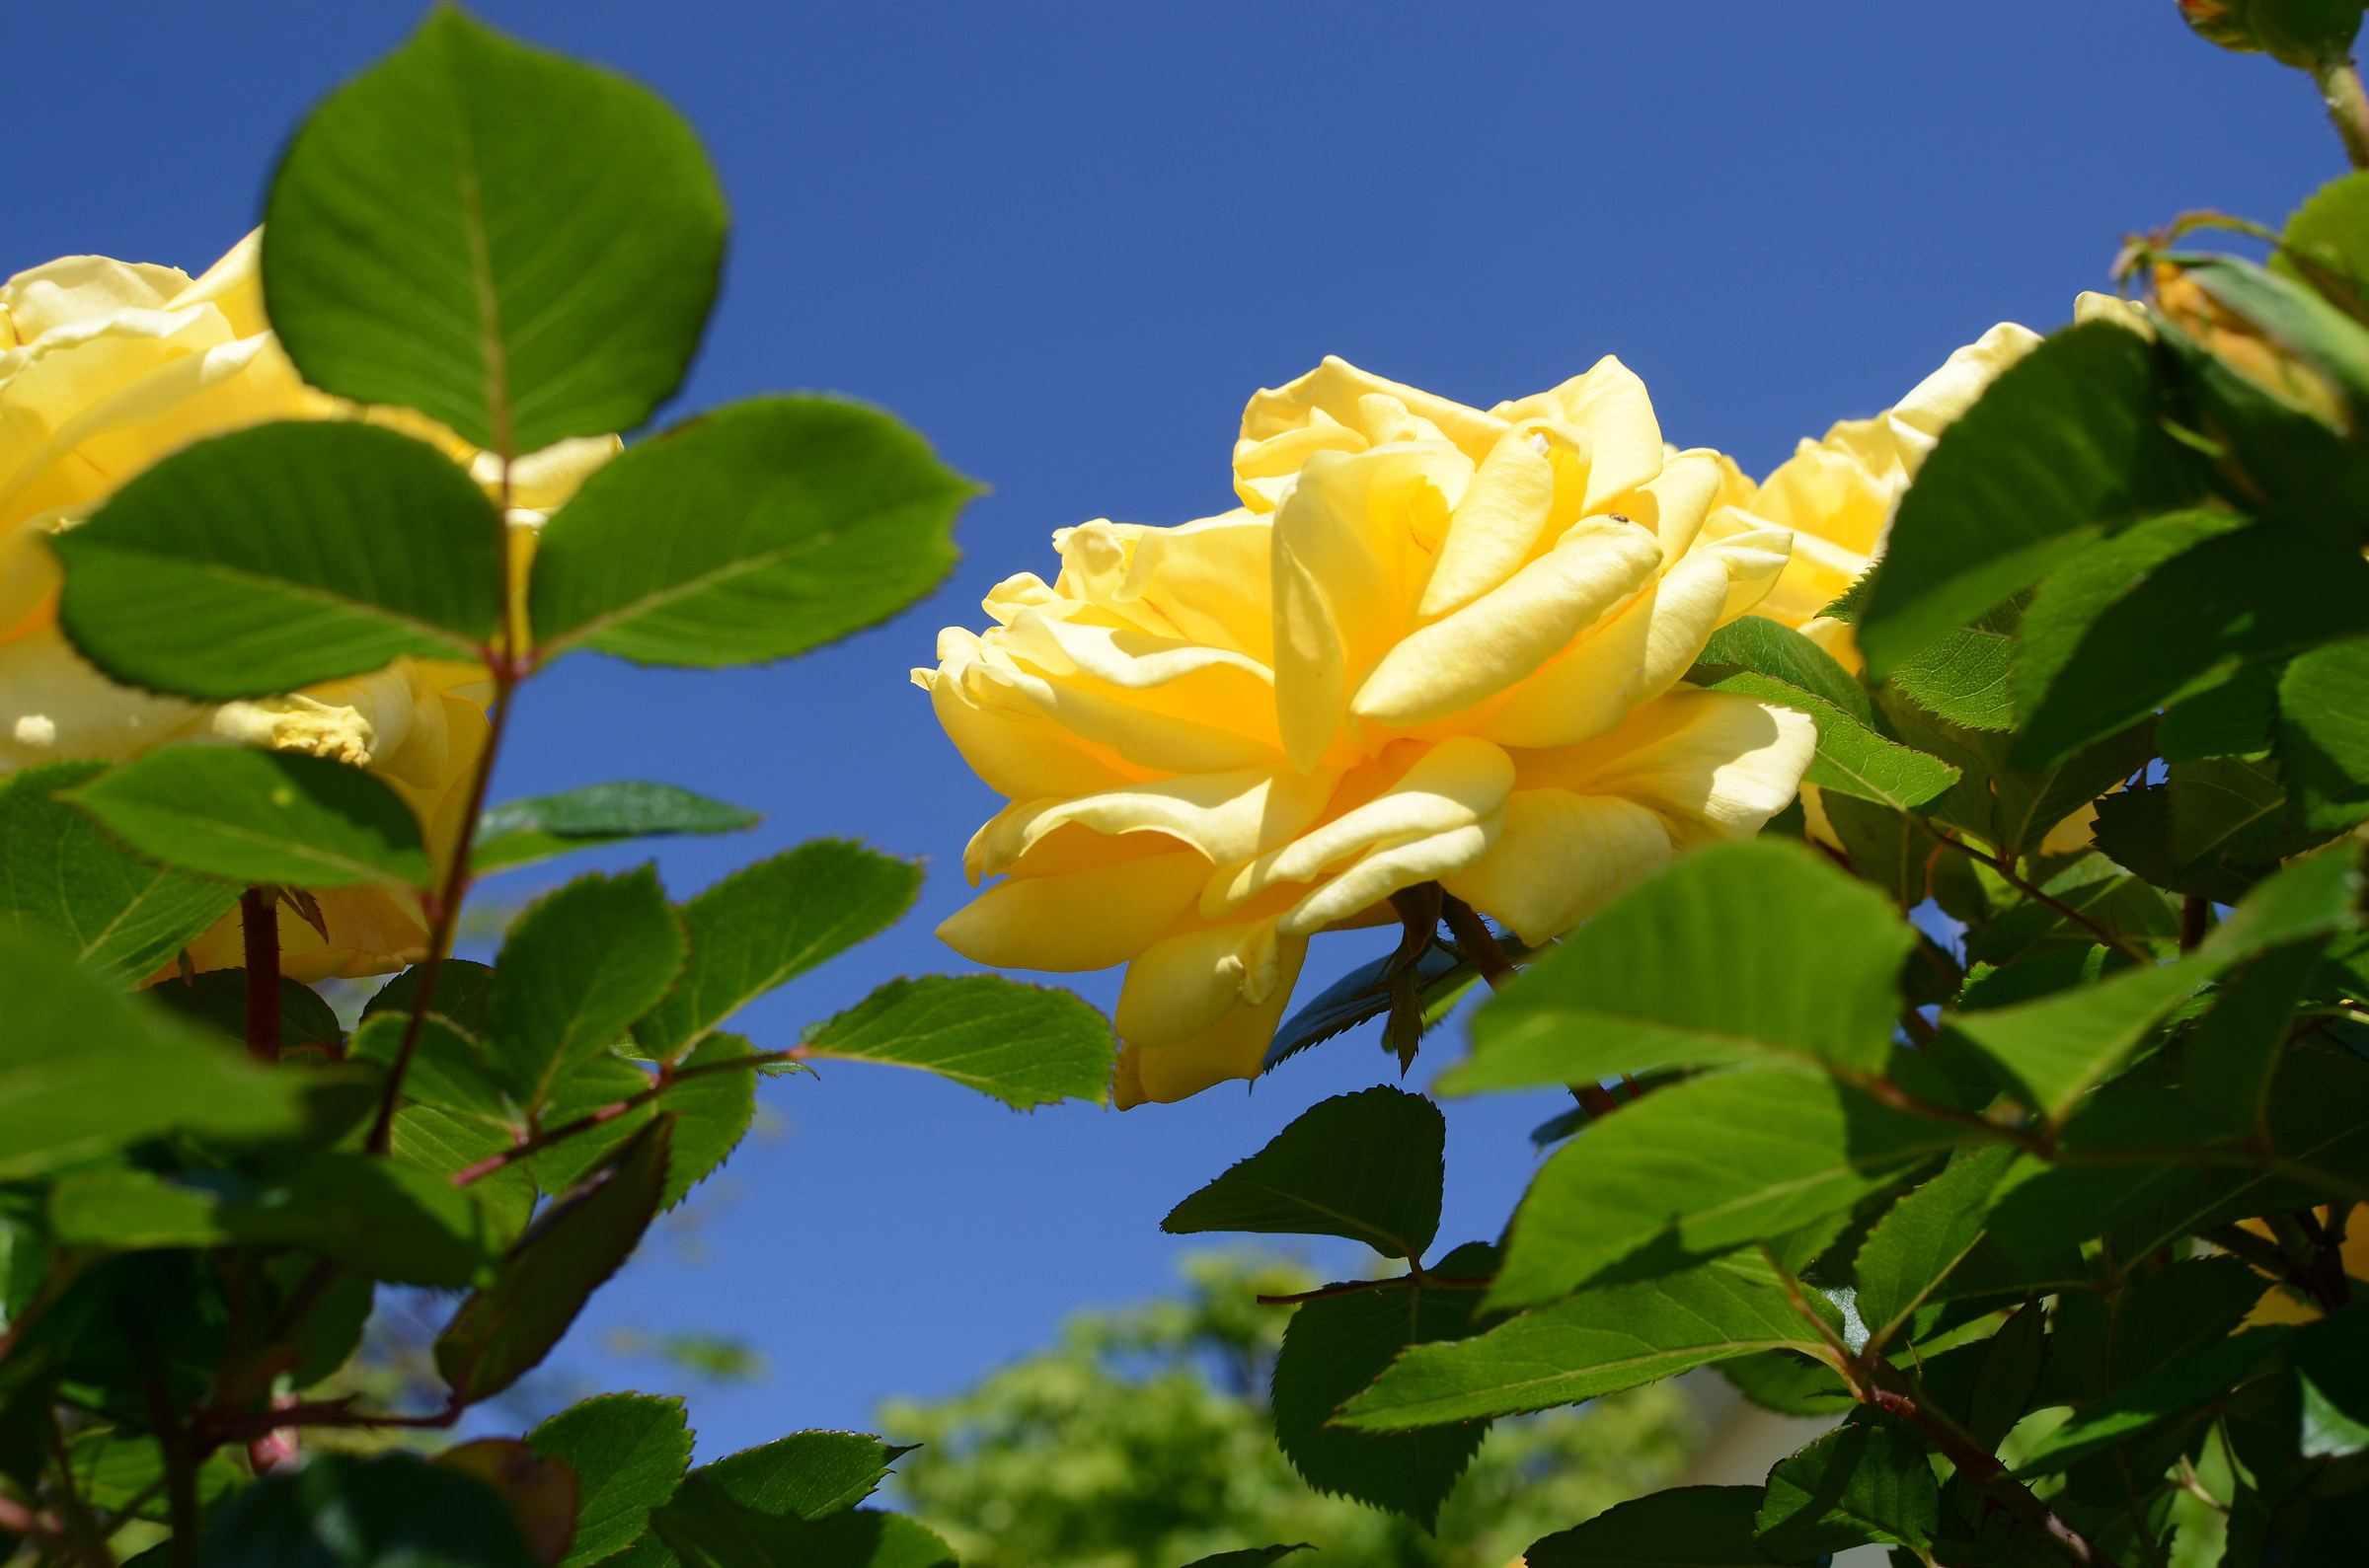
2315 56 2369 171
143 1380 199 1568
1911 819 2152 964
1438 893 1516 992
46 1414 115 1568
191 1393 462 1448
2180 894 2211 955
238 887 280 1064
1861 1359 2099 1566
452 1049 794 1186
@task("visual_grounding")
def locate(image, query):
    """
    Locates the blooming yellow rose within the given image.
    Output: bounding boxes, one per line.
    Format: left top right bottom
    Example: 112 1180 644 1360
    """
0 233 614 980
918 355 1817 1106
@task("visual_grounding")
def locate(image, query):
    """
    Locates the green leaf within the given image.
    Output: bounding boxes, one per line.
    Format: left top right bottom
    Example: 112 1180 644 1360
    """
1488 1066 1967 1310
1174 1550 1312 1568
521 1034 759 1208
528 1393 694 1568
2280 171 2369 302
2160 661 2281 761
2016 1327 2289 1474
349 1010 511 1123
1444 841 1910 1093
54 422 501 700
1754 1413 1938 1558
1269 1246 1495 1531
71 748 430 891
474 782 762 874
486 867 686 1111
2293 1304 2369 1457
2280 636 2369 832
68 1427 242 1520
2013 515 2369 768
528 398 972 666
150 969 346 1055
1886 598 2021 732
1947 846 2363 1119
634 842 920 1060
366 957 497 1034
1860 322 2191 675
199 1451 537 1568
685 1432 911 1522
2183 938 2331 1132
48 1155 496 1288
1690 616 1872 720
391 1104 535 1244
654 1504 955 1568
436 1115 672 1403
0 761 236 985
1162 1086 1442 1259
1338 1254 1828 1430
802 975 1114 1110
262 8 725 454
2093 757 2291 900
1522 1486 1778 1566
1851 1144 2020 1350
2180 254 2369 413
1816 793 1928 912
1716 1351 1854 1417
0 936 300 1178
1692 669 1958 811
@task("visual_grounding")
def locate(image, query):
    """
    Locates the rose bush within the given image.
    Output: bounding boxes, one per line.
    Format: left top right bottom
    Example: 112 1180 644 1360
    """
919 355 1816 1104
0 232 614 977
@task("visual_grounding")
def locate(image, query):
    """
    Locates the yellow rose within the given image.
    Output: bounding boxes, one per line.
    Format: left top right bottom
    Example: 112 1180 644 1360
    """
1722 321 2043 671
918 355 1816 1106
0 234 615 981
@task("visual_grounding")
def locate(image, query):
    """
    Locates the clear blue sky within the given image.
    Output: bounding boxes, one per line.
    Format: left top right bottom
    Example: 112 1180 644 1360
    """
12 1 2339 1458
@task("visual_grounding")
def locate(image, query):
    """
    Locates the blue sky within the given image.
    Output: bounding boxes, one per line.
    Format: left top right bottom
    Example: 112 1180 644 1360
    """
13 2 2342 1458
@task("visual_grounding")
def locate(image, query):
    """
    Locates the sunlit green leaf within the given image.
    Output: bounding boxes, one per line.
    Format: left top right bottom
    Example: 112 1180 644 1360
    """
474 782 761 873
486 866 686 1111
72 748 430 891
802 975 1113 1111
528 1393 694 1568
1755 1413 1938 1559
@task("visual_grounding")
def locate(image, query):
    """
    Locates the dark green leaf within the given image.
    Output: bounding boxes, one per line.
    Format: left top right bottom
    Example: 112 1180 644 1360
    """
49 1155 497 1288
263 8 726 453
1488 1067 1967 1309
150 969 345 1054
1522 1486 1776 1566
199 1451 537 1568
2160 661 2281 761
2015 516 2369 768
1265 943 1462 1072
802 975 1113 1110
2293 1304 2369 1457
0 761 236 985
72 748 430 891
685 1431 912 1523
528 1393 694 1568
436 1116 671 1403
486 867 686 1111
2116 1256 2273 1385
1948 846 2363 1118
2016 1328 2288 1473
366 958 497 1034
1269 1248 1494 1531
349 1010 511 1123
1174 1550 1312 1568
1715 1351 1854 1417
1860 322 2191 675
634 841 919 1060
0 936 300 1177
1339 1255 1828 1429
1816 793 1927 912
2183 938 2331 1132
54 422 500 700
2093 757 2291 900
1446 842 1909 1094
523 1035 758 1208
2280 636 2369 832
1163 1086 1442 1259
654 1503 954 1568
475 782 761 874
530 398 971 666
1851 1145 2020 1349
68 1427 242 1521
1755 1413 1938 1558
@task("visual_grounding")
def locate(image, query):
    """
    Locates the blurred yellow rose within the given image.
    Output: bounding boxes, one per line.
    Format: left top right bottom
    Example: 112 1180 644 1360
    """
0 233 615 981
917 355 1816 1106
1719 321 2044 672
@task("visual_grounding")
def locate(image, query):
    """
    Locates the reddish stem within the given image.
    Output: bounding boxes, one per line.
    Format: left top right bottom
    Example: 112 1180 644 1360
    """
239 885 280 1065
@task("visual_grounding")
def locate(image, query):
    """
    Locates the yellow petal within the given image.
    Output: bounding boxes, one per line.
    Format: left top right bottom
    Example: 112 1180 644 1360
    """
1280 815 1499 935
1113 934 1308 1107
1240 355 1506 462
475 434 624 511
1480 526 1788 750
1416 424 1558 621
1115 917 1288 1050
1215 735 1514 917
1490 356 1663 512
1885 322 2042 470
164 231 267 337
919 655 1146 800
1116 510 1276 660
967 765 1338 883
1269 444 1471 770
0 625 201 773
1351 515 1662 727
1515 688 1815 845
173 885 429 985
949 643 1273 775
2 255 190 338
936 849 1210 972
995 606 1279 749
1440 789 1677 943
1618 448 1725 564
